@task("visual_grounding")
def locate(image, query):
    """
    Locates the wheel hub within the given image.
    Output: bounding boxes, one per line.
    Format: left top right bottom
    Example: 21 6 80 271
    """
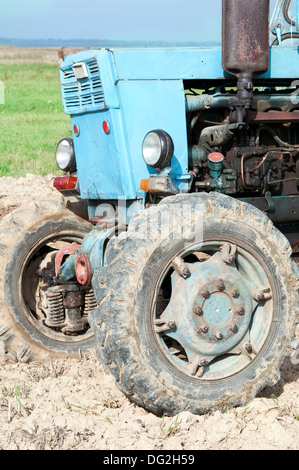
158 243 255 370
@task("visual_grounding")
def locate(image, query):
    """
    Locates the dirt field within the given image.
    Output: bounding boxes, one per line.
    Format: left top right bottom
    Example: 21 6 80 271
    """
0 174 298 451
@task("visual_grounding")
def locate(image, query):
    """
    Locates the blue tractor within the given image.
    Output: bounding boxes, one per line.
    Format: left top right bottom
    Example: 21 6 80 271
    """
0 0 298 415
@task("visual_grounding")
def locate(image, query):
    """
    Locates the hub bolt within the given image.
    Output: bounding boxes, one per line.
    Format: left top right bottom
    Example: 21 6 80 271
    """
194 306 203 316
182 267 191 278
199 324 209 334
216 280 225 292
229 323 238 333
215 331 223 340
236 306 245 316
201 289 210 299
232 289 240 298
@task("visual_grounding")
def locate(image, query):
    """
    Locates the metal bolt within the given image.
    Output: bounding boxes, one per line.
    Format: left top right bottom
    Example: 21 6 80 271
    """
216 280 225 292
229 323 238 333
236 306 245 316
154 319 176 333
191 357 208 376
232 289 240 298
215 331 223 340
182 267 191 278
194 306 203 316
227 254 236 264
201 289 210 299
254 287 272 302
244 343 252 353
199 324 209 334
199 358 208 367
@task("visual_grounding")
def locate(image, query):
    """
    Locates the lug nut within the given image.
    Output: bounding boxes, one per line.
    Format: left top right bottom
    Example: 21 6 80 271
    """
199 358 208 367
182 267 191 278
215 331 223 340
227 254 236 264
216 280 225 292
229 323 238 333
236 306 245 316
199 324 209 334
201 289 210 299
232 289 240 298
194 306 203 316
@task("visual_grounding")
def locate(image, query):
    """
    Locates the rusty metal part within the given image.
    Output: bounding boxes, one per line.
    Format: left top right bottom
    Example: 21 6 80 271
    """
46 284 88 335
83 289 97 318
253 287 272 302
171 256 191 279
154 319 176 333
235 305 246 316
55 243 81 277
222 0 269 122
248 110 299 123
193 306 203 316
222 0 269 77
220 243 237 264
45 291 65 328
75 252 92 286
194 252 211 262
62 288 86 335
190 357 208 377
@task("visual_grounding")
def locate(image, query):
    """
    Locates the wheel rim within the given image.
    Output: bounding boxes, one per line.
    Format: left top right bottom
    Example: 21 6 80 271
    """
152 241 274 380
19 230 94 344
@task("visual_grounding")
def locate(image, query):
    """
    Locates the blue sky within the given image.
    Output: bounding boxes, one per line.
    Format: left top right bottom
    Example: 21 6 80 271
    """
1 0 277 42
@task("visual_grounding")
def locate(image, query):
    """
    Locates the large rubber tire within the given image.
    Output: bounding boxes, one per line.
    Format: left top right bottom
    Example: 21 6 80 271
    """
89 193 298 416
0 196 95 362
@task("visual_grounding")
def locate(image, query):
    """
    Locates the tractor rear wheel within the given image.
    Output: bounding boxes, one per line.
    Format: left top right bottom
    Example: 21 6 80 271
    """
0 197 95 363
90 193 298 416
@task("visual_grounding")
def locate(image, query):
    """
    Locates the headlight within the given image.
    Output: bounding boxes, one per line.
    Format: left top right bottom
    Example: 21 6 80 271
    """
55 138 76 173
142 130 174 169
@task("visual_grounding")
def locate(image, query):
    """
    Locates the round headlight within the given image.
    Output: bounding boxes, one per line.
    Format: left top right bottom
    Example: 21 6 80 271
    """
55 138 76 173
142 130 174 169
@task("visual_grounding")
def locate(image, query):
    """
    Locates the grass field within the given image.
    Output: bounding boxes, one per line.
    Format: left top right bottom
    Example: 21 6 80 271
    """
0 62 71 177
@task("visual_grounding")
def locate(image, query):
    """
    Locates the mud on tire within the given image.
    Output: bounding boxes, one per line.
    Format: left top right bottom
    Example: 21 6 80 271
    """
89 193 298 416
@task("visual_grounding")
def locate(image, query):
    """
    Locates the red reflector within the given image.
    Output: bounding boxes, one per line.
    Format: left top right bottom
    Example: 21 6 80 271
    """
53 176 78 191
103 120 111 135
75 253 91 285
73 124 80 136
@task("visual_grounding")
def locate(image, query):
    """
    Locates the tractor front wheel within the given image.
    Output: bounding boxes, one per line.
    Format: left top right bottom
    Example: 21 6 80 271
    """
90 193 298 416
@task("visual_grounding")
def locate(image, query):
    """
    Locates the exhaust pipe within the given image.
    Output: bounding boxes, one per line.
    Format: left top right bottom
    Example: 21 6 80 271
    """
222 0 270 122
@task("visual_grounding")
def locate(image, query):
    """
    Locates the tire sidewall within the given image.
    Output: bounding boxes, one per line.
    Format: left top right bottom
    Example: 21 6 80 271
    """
130 216 293 408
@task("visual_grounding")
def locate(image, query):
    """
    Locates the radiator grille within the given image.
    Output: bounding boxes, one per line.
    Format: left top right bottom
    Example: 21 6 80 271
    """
61 59 105 114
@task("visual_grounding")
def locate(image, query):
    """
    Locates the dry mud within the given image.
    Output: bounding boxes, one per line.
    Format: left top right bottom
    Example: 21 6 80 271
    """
0 174 298 451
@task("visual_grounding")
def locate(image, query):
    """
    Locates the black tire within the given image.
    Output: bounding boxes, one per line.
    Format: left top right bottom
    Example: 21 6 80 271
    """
0 196 96 362
89 193 298 416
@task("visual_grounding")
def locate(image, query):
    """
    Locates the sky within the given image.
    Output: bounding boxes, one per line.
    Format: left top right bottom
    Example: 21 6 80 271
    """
0 0 278 43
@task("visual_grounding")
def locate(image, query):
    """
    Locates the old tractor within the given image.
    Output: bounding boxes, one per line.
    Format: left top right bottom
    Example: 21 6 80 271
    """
0 0 298 415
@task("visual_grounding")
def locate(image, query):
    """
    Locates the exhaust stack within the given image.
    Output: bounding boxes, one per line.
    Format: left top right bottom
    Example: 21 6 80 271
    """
222 0 270 122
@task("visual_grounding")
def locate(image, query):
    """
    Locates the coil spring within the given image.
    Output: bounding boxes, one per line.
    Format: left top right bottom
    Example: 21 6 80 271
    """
46 292 65 327
83 289 97 317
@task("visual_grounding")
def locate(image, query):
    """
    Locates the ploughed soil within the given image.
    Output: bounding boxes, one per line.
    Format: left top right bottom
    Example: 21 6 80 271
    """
0 174 298 451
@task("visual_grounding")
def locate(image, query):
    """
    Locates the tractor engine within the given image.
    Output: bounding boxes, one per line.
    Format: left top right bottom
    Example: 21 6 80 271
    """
187 87 299 198
187 0 299 203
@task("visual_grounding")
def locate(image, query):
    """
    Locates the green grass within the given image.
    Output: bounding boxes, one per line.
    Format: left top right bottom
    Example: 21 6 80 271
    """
0 63 71 177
